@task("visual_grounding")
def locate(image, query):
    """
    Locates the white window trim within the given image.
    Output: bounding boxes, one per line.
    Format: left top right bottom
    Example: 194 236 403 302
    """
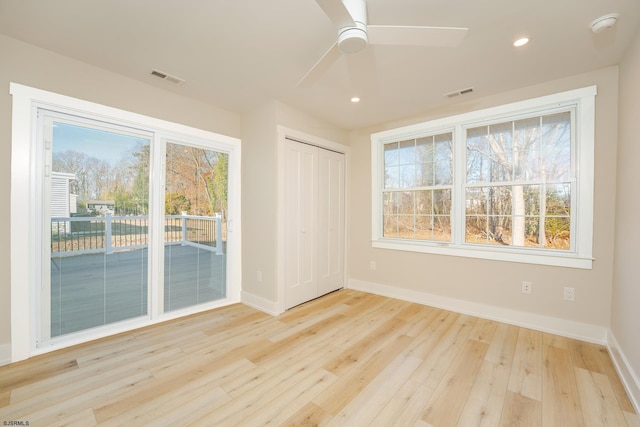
371 86 596 269
10 83 242 362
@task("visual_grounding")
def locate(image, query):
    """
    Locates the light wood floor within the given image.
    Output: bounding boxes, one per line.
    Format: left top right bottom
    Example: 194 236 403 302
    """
0 290 637 426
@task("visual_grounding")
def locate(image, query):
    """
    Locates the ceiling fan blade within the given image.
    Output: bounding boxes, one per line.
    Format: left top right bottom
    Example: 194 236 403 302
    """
297 42 342 87
314 0 356 28
368 25 468 47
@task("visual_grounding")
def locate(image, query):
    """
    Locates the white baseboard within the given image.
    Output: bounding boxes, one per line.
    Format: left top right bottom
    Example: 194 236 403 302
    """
348 279 607 345
607 331 640 414
0 343 11 366
241 291 282 316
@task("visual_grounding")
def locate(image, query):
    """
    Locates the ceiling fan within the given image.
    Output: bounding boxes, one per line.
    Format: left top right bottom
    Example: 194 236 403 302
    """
298 0 468 87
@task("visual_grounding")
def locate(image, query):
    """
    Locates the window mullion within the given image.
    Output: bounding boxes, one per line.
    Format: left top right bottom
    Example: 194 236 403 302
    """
453 124 466 246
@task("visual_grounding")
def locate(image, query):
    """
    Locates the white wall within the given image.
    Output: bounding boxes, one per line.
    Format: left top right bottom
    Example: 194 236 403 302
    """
0 34 241 364
347 66 620 343
241 102 279 303
611 28 640 411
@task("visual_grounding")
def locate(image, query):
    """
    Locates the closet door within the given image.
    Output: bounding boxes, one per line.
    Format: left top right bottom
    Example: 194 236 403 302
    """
318 148 345 295
284 140 318 309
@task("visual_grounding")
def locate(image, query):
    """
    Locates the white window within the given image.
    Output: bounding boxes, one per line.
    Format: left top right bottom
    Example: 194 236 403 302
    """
371 86 595 269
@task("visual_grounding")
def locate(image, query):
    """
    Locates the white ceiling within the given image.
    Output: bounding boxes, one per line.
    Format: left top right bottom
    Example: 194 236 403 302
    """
1 0 638 130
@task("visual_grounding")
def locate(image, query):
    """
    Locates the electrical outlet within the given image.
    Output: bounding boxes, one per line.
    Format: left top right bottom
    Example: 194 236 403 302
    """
564 286 575 301
370 261 377 271
257 270 263 283
522 281 532 294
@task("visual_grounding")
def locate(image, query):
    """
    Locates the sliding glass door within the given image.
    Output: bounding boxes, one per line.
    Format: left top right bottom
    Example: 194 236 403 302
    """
44 113 151 341
164 141 227 312
37 109 234 348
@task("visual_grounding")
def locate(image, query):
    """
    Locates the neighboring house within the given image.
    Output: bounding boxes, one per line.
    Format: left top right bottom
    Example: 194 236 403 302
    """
51 172 77 234
86 200 115 215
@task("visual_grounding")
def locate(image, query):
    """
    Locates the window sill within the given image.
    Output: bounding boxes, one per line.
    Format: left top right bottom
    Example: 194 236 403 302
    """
372 239 593 269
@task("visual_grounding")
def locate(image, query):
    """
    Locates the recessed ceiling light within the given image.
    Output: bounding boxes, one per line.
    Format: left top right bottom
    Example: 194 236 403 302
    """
513 37 530 47
351 97 360 103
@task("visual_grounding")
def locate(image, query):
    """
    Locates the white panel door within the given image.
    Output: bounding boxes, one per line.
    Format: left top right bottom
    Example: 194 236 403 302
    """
284 140 318 309
318 148 345 295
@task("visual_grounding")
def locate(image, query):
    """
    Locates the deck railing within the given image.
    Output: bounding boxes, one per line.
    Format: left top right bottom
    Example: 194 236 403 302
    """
50 213 223 257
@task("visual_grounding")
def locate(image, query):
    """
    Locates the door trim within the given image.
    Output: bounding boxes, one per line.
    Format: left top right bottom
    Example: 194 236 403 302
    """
276 126 349 314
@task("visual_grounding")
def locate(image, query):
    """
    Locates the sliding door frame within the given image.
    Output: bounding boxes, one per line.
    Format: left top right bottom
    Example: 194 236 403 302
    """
10 83 242 362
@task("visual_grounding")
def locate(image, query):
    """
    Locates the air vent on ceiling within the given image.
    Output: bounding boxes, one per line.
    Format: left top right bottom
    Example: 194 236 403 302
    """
150 69 185 85
444 87 474 98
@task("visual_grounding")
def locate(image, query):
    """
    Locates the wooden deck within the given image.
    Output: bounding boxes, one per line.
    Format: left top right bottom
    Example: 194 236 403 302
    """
0 289 636 426
50 245 226 337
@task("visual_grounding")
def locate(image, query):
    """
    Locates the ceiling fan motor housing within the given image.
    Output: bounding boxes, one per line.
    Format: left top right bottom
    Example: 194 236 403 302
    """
338 22 368 54
338 0 368 54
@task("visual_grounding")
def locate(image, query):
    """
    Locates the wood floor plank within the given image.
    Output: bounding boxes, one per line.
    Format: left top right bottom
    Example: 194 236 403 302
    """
93 353 253 422
266 302 350 342
542 343 585 426
328 297 411 350
624 411 640 427
9 348 178 411
244 313 346 365
0 355 78 391
280 402 332 427
326 354 422 426
595 345 638 414
499 390 542 426
322 316 408 376
370 379 433 427
507 327 543 401
574 367 629 427
313 334 414 415
192 356 335 424
97 375 233 426
484 322 519 366
456 360 511 426
5 371 153 425
221 368 336 426
48 408 97 427
401 305 443 338
420 338 489 426
569 338 607 374
402 309 459 359
0 289 634 426
221 339 342 398
139 386 231 427
468 317 499 344
411 313 478 389
0 390 10 408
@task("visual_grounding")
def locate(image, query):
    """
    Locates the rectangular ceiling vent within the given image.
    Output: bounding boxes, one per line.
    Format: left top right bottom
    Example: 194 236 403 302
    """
150 69 185 85
444 87 474 98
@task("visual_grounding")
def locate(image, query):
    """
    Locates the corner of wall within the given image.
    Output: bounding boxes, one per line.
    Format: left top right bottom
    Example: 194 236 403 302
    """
607 330 640 414
241 290 282 316
0 343 11 366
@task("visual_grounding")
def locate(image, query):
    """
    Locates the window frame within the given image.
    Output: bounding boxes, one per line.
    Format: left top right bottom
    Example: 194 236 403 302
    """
371 86 596 269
